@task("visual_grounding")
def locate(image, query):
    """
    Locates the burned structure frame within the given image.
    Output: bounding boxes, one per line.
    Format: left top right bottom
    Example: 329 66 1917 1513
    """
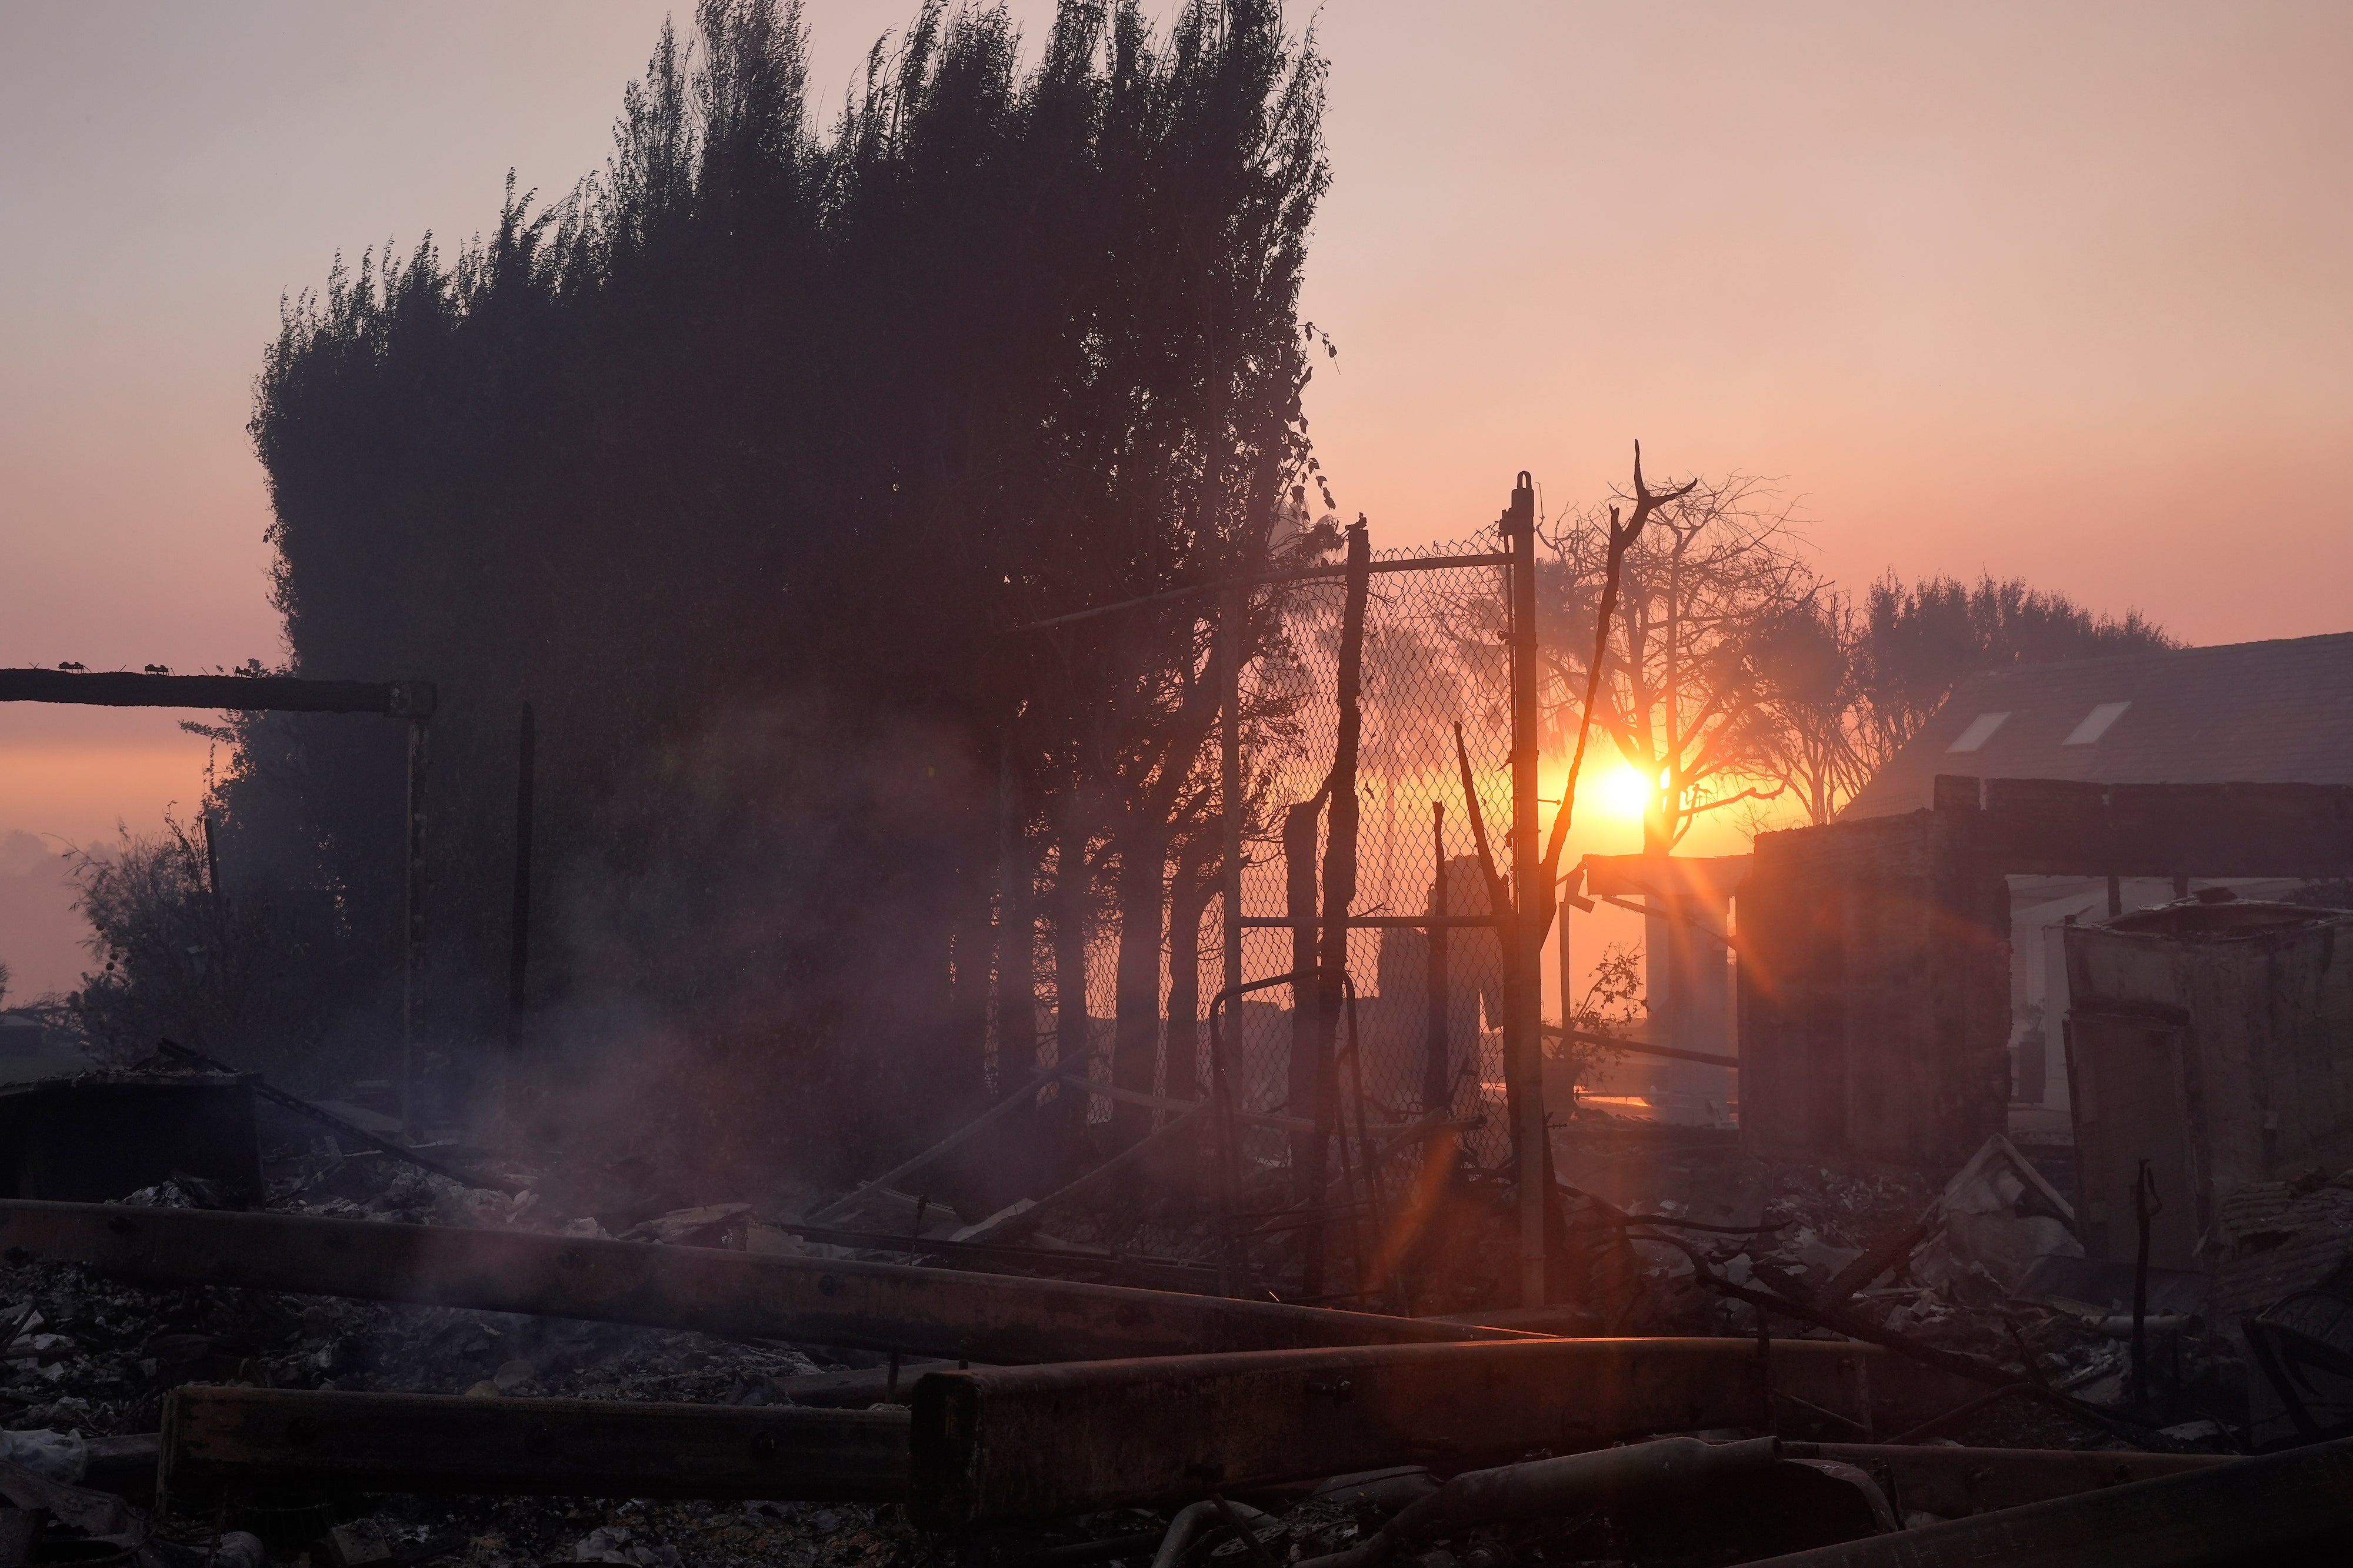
0 667 436 1125
1738 772 2353 1171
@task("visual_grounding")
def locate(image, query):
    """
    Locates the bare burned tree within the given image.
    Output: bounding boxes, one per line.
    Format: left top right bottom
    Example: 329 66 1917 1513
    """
1539 463 1819 854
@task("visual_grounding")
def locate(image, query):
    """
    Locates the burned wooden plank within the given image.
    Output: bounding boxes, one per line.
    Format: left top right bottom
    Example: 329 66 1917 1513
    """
1781 1443 2234 1520
0 1201 1515 1365
161 1387 906 1503
907 1337 1925 1526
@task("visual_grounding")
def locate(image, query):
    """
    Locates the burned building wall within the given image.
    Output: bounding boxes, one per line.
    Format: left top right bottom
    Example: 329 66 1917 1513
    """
1737 802 2011 1172
1742 775 2353 1176
2065 903 2353 1269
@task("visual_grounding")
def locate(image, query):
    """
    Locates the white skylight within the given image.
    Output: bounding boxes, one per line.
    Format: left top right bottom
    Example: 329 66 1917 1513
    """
1947 711 2011 753
2063 701 2131 746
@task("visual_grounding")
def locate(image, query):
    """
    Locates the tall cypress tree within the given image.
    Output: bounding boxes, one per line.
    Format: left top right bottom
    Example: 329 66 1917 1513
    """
227 0 1329 1187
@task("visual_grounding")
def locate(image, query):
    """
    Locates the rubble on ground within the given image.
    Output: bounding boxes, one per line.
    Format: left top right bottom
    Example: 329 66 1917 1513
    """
0 1066 2338 1568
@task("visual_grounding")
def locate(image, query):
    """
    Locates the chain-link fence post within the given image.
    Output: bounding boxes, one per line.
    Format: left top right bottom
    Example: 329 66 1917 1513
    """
1219 590 1244 1030
1504 471 1549 1306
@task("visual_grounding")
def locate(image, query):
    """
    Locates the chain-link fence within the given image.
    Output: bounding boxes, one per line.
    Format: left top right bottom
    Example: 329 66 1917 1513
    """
1218 533 1518 1168
1026 526 1528 1179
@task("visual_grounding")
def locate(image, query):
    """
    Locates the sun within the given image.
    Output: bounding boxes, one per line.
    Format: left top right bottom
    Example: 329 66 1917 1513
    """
1591 762 1659 822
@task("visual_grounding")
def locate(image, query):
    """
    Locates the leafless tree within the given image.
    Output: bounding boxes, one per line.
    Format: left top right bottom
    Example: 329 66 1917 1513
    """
1539 469 1819 853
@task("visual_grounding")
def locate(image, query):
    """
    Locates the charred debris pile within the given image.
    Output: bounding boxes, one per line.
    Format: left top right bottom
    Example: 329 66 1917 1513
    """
0 1035 2327 1568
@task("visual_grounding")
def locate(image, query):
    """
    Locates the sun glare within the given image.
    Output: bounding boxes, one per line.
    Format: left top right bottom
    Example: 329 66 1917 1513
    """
1592 763 1658 822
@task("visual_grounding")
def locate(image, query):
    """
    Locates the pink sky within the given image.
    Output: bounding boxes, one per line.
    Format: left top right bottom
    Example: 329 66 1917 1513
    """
2 0 2347 862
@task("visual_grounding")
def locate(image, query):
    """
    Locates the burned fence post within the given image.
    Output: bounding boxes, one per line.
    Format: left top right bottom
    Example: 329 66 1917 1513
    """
1425 803 1451 1115
1284 797 1324 1272
1502 470 1549 1306
1311 518 1374 1297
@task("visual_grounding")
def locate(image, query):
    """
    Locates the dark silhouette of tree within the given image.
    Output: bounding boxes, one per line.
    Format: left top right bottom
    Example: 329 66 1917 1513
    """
1853 572 2177 770
215 0 1328 1188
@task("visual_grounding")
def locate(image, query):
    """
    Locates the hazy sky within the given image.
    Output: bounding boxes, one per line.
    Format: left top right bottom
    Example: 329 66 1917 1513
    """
2 1 2348 852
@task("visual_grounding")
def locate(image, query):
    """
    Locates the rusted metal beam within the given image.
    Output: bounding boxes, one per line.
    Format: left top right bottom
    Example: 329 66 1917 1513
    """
1740 1432 2353 1568
0 1201 1517 1365
0 668 434 716
906 1337 1941 1526
160 1386 906 1503
1781 1443 2234 1520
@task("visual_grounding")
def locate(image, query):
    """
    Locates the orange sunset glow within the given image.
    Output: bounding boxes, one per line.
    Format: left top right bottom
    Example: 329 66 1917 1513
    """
4 2 2348 1012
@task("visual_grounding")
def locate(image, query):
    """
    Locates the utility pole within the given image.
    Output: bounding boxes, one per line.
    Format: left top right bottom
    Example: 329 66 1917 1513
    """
1504 471 1549 1306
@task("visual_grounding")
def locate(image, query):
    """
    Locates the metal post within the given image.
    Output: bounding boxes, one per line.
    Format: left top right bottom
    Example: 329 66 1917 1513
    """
2132 1159 2161 1408
508 703 535 1023
1282 799 1323 1292
1556 866 1573 1040
402 713 429 1137
1215 590 1247 1294
1219 590 1244 1024
1504 470 1549 1306
1424 803 1450 1115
